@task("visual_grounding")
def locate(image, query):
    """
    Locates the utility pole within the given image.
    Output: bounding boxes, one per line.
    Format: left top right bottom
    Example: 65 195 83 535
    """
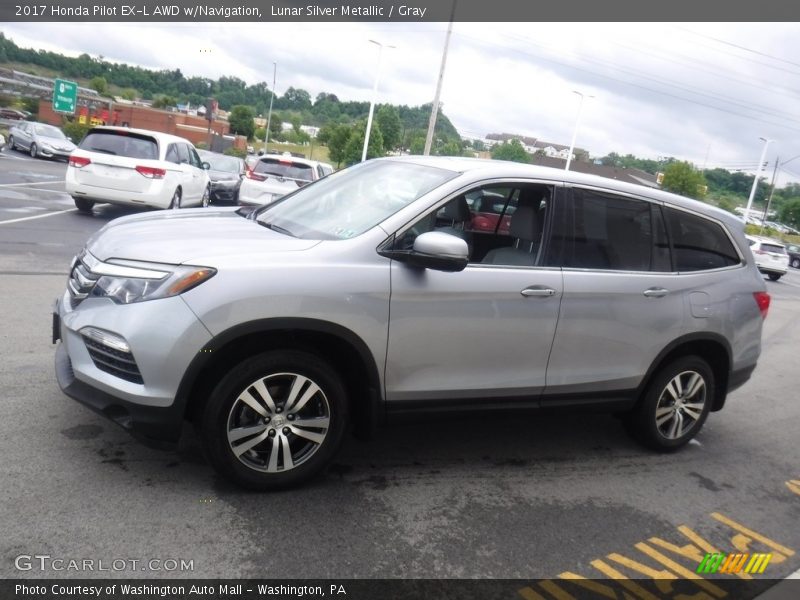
264 62 277 154
423 1 456 156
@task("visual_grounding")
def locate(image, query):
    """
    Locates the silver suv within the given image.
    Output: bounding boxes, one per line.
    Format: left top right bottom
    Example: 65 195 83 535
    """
54 157 770 490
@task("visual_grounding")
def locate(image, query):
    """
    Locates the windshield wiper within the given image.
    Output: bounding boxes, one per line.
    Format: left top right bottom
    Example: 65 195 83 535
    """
257 220 296 237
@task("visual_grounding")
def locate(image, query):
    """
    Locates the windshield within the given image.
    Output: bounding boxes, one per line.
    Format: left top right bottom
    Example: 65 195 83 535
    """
255 160 457 240
203 153 241 173
35 124 66 139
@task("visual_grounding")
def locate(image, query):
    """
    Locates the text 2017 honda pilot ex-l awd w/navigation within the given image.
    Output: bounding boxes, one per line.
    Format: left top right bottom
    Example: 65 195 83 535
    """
53 157 770 490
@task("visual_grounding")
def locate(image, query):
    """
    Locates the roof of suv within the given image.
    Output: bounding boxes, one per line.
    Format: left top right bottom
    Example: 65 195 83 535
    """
85 126 196 147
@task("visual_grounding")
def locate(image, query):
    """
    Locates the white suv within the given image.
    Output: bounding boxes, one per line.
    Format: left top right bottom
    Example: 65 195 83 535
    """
66 127 211 212
746 235 789 281
238 153 333 206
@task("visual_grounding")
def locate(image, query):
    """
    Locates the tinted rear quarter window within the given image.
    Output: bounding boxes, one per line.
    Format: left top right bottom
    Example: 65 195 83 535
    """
80 131 158 160
664 207 740 271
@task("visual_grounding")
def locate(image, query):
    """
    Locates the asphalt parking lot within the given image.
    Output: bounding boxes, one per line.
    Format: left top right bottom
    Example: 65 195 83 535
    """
0 150 798 595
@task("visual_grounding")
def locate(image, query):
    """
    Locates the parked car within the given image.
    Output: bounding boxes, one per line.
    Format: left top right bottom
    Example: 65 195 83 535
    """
785 243 800 269
197 149 245 204
238 154 334 206
54 157 769 490
8 121 77 159
0 107 27 120
65 126 211 213
0 133 5 151
746 235 789 280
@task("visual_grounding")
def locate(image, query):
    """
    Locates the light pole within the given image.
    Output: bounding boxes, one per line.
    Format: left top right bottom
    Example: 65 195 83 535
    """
362 39 395 162
264 62 277 155
565 90 593 171
761 153 800 231
743 137 773 223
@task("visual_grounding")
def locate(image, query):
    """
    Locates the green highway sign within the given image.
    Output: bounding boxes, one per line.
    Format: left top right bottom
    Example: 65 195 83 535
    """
52 78 77 114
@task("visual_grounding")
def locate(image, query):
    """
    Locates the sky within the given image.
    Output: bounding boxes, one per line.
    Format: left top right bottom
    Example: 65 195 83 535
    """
4 21 800 185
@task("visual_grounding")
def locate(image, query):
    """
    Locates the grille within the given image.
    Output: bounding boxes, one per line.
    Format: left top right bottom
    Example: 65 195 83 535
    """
67 251 100 307
82 335 144 384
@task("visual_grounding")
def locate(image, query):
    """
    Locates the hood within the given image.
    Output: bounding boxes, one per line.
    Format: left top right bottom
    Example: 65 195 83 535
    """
86 208 319 264
39 135 76 150
208 168 241 182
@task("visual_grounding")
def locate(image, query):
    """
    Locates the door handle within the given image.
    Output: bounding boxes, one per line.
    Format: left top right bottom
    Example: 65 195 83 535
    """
643 287 670 298
520 286 557 297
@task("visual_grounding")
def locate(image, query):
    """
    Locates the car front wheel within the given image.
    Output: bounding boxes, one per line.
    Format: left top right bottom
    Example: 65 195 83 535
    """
625 356 713 451
200 350 348 490
791 258 800 269
201 185 210 208
29 143 37 158
768 273 782 281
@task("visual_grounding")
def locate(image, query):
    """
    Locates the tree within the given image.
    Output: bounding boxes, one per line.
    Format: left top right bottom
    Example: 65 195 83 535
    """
661 161 708 200
376 105 401 151
491 139 530 164
778 197 800 228
321 124 355 167
89 76 108 95
228 105 256 139
343 121 384 166
120 88 138 100
151 95 176 109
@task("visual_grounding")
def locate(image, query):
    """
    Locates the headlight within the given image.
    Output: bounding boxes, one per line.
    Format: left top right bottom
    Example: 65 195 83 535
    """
89 260 216 304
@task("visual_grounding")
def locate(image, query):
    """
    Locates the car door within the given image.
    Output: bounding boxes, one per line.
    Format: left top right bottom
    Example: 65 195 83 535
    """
542 186 685 400
384 182 564 407
16 122 32 150
187 145 208 203
174 143 196 200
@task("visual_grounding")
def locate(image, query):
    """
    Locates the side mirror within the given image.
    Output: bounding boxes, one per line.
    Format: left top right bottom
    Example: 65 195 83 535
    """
382 231 469 272
202 162 211 170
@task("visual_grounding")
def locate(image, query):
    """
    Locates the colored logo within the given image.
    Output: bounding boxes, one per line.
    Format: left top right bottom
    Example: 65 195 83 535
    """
696 552 772 574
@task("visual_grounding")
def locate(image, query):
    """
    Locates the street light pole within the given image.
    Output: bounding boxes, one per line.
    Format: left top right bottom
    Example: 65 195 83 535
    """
761 153 800 232
264 62 277 155
743 137 773 223
565 91 593 171
362 40 394 163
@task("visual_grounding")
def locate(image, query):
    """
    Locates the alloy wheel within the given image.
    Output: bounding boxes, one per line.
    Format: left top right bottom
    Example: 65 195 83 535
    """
226 372 331 473
654 370 707 440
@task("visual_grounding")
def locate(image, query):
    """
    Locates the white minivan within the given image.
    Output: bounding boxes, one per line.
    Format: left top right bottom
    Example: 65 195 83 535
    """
66 126 211 212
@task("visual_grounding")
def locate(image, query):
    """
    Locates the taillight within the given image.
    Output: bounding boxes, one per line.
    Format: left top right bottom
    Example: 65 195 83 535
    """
69 156 91 168
135 166 166 179
246 170 266 182
753 291 771 319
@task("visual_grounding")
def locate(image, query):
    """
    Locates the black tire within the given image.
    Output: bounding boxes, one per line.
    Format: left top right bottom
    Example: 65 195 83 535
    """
29 143 37 158
168 187 182 209
200 350 348 490
73 197 95 213
8 135 16 151
624 355 713 451
201 185 210 208
791 258 800 269
768 273 781 281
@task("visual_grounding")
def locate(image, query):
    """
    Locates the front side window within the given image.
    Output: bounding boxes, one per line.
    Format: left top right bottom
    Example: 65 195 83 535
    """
664 207 741 271
255 160 457 240
188 147 203 169
546 189 670 271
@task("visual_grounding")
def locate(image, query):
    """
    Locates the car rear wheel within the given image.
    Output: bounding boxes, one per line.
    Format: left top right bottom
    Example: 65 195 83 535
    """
29 143 37 158
73 197 95 213
200 350 348 490
168 188 182 209
768 273 782 281
8 135 16 150
625 355 713 451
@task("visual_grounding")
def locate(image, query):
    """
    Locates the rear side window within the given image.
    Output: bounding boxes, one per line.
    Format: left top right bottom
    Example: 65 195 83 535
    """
79 131 158 160
546 189 671 271
255 159 314 183
664 208 740 271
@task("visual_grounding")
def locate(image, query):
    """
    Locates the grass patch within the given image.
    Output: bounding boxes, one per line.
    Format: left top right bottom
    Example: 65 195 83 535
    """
259 141 330 164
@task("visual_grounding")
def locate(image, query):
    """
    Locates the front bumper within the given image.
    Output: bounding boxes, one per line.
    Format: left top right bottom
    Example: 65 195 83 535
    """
55 343 182 446
53 291 213 444
210 181 240 204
